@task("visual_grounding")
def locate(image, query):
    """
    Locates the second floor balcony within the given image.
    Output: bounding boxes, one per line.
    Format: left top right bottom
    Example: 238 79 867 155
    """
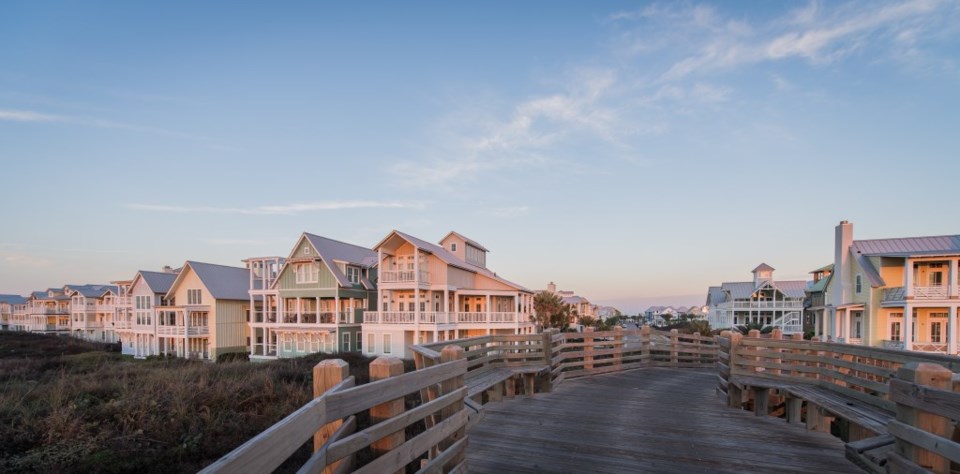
276 310 360 325
720 300 805 310
883 285 957 302
363 311 526 325
379 270 430 285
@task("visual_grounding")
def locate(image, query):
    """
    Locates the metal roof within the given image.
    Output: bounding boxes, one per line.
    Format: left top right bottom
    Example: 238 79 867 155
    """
810 263 834 274
172 261 250 301
303 233 378 289
852 235 960 257
139 271 178 295
752 263 776 273
720 280 807 299
0 294 27 305
69 285 114 298
807 273 832 293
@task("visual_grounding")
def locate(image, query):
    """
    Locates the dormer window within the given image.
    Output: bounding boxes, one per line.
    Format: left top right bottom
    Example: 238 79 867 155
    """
451 243 457 252
346 266 360 284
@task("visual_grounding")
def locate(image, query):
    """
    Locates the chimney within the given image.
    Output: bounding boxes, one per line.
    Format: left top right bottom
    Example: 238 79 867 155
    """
162 265 174 273
831 220 853 307
547 282 556 293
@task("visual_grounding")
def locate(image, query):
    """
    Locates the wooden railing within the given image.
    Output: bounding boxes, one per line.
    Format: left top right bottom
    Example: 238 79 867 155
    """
207 325 716 473
203 354 469 474
718 329 960 473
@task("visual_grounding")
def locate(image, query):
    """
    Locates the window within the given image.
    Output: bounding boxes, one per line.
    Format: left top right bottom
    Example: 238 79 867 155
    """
346 266 360 284
932 321 943 343
367 333 375 353
890 321 902 341
356 332 362 351
187 289 202 305
303 245 311 255
295 263 319 284
383 334 392 354
930 272 944 286
451 243 457 252
855 274 862 294
342 332 351 352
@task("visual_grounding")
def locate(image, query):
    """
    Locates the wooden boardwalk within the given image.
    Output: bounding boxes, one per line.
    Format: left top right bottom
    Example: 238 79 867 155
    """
467 368 859 473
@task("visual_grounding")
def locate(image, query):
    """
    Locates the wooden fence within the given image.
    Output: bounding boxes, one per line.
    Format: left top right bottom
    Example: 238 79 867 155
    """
204 326 717 473
717 329 960 473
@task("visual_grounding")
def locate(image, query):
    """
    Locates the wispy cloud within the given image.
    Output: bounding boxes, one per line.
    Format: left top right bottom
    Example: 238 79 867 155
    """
0 107 235 150
127 200 427 215
482 206 531 218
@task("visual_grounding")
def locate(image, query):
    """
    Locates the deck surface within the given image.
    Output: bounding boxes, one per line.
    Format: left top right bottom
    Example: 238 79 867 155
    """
466 368 859 473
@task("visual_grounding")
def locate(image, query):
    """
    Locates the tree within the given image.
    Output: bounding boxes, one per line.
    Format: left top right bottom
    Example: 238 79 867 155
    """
661 314 673 326
533 291 570 330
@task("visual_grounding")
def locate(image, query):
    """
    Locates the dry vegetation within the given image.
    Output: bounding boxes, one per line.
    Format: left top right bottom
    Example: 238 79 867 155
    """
0 332 408 473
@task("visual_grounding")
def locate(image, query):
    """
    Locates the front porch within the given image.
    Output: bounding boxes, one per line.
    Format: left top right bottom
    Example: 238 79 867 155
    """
878 305 960 355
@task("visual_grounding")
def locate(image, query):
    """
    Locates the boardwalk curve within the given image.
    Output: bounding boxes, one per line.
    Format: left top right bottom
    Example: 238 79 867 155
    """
467 368 859 473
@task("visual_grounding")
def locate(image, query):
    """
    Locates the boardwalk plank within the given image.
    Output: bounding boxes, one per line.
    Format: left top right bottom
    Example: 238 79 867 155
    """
467 368 859 473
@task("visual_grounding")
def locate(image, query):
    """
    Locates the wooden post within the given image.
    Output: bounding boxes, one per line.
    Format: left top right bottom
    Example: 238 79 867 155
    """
670 329 679 367
370 356 405 473
806 405 831 433
439 346 466 463
728 332 743 409
786 397 803 424
790 333 803 378
313 359 349 455
753 387 769 416
693 331 701 365
770 329 782 376
614 326 623 370
584 326 594 370
811 336 822 381
895 362 952 472
641 325 651 367
541 329 555 393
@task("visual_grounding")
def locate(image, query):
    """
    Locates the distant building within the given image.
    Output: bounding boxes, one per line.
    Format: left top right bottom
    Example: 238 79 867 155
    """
706 263 806 334
0 294 27 331
547 282 598 322
804 264 832 340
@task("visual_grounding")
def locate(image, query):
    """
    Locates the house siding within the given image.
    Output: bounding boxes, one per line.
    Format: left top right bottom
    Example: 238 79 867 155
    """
213 300 248 359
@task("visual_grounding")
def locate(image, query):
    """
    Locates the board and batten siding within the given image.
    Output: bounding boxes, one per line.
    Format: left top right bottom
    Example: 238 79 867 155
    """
447 267 474 288
212 300 248 359
277 260 338 290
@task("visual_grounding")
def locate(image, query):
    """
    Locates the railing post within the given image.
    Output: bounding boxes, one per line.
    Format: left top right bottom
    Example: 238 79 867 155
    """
790 333 803 379
541 329 555 393
439 346 466 465
728 332 743 409
313 359 349 461
670 329 679 367
894 362 952 472
584 326 594 370
770 328 782 376
641 325 651 367
693 331 702 365
614 326 623 370
370 356 405 474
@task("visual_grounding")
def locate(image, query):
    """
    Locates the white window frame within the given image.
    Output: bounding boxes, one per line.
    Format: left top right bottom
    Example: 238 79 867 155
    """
383 334 392 354
296 263 319 284
451 243 457 252
932 321 943 343
356 331 362 351
346 266 360 284
187 289 202 305
367 333 375 353
342 332 351 352
855 274 862 294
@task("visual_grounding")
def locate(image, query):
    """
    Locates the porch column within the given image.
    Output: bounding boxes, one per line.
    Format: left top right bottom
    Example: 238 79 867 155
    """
485 294 491 323
334 293 340 323
443 290 449 319
950 259 958 298
414 249 421 343
904 303 913 351
377 248 383 317
316 297 321 323
905 259 914 298
949 305 958 355
296 297 302 324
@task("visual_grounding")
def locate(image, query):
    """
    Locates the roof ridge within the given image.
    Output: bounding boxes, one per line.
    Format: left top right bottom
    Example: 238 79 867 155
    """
186 260 247 270
304 232 373 251
854 234 960 243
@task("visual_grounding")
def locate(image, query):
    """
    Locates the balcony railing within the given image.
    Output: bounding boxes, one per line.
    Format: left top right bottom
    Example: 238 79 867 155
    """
156 326 210 336
379 270 430 284
883 285 955 302
724 300 805 309
363 311 521 325
276 311 358 325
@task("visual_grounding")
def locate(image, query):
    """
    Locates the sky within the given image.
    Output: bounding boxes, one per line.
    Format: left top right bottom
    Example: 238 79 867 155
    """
1 1 959 314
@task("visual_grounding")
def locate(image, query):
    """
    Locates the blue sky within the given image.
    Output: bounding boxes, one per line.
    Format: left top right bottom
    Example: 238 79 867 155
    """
1 1 959 313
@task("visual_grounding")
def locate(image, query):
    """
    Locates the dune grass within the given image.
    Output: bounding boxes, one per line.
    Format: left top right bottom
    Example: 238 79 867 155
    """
0 332 401 473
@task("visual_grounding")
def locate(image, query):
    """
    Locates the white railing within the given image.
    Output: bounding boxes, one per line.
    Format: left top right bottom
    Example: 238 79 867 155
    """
490 312 517 323
913 285 949 299
379 270 430 284
456 312 487 323
156 326 210 336
364 311 521 325
364 311 417 324
881 339 906 350
418 312 451 324
726 300 804 309
912 340 948 353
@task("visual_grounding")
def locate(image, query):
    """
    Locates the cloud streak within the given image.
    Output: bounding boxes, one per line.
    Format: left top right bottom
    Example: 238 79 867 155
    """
127 200 427 215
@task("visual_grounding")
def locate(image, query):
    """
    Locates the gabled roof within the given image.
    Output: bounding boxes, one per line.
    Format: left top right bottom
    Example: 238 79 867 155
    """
752 263 775 273
807 272 833 293
561 296 587 305
0 294 27 305
376 230 530 292
810 264 834 274
70 285 114 298
852 235 960 257
707 286 725 306
440 231 489 252
167 261 250 301
136 270 178 295
303 233 377 289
